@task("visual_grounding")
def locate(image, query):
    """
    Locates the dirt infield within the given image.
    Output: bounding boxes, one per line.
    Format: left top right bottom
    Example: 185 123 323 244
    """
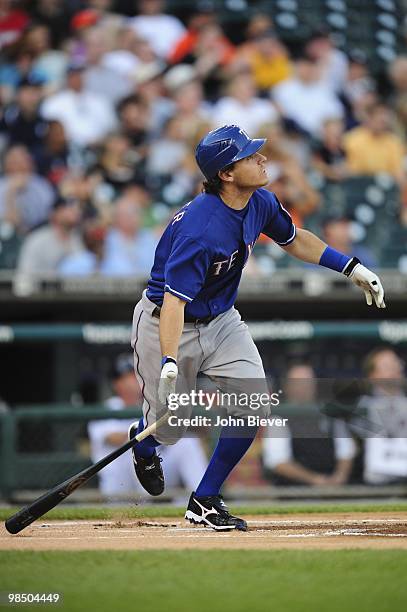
1 512 407 550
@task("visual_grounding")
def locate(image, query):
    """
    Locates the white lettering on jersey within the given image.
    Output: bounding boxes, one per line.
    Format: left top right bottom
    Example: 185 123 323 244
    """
212 259 228 275
172 211 186 224
244 241 255 268
212 250 239 275
171 202 192 225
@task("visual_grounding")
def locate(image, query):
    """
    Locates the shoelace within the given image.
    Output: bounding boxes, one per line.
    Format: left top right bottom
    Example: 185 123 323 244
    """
211 496 230 515
136 455 163 469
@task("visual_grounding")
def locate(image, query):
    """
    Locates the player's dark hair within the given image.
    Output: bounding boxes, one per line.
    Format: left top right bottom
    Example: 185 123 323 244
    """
202 162 235 195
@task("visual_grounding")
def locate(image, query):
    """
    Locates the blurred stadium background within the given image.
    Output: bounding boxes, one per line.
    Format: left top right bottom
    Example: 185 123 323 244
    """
0 0 407 505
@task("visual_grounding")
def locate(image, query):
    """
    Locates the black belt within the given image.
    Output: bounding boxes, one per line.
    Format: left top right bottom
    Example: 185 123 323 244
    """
152 306 217 325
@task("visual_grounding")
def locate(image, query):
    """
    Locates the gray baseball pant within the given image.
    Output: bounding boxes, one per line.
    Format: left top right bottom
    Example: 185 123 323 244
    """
131 290 269 445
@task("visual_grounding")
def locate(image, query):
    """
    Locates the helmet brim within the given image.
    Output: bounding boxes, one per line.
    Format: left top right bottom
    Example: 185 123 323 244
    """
229 138 266 165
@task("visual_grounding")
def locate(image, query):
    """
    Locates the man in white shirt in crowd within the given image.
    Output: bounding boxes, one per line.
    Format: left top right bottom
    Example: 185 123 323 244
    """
262 362 356 486
88 354 208 499
356 347 407 484
102 195 158 277
16 196 83 278
82 26 133 104
130 0 186 59
305 29 348 94
272 53 343 138
41 61 117 148
213 71 279 137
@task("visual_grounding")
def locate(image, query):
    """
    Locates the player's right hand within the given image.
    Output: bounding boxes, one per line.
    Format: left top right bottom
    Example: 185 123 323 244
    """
347 261 386 308
158 356 178 405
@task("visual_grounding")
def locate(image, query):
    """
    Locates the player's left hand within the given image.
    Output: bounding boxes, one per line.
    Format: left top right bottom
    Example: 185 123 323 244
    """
346 260 386 308
158 357 178 405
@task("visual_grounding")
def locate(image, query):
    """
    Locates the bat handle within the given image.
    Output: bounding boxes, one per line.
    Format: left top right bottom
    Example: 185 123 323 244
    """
134 411 169 443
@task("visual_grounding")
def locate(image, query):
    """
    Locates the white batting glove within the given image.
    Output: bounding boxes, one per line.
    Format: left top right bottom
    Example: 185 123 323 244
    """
343 258 386 308
158 356 178 405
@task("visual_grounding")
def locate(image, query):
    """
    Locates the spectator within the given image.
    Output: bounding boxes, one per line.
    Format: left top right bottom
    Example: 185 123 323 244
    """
147 115 190 179
34 120 71 185
235 28 292 92
169 0 218 65
130 0 186 59
88 353 207 498
16 196 83 278
82 26 133 104
342 49 376 109
101 25 141 80
305 29 348 94
69 8 102 66
0 74 48 155
322 216 378 269
163 64 212 139
343 102 406 184
86 0 126 45
262 362 356 486
354 348 407 484
0 144 55 233
31 0 71 48
389 55 407 98
58 171 109 222
102 196 157 276
117 94 151 148
182 21 235 100
0 48 45 105
388 55 407 141
311 118 349 182
0 0 30 50
90 132 145 194
40 61 117 148
133 61 172 134
87 352 147 497
244 12 274 40
59 219 107 277
273 54 344 138
146 114 201 205
20 23 68 89
260 122 320 227
213 71 278 137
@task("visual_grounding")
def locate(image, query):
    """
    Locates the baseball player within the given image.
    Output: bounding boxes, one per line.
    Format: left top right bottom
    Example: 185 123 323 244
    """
128 125 385 531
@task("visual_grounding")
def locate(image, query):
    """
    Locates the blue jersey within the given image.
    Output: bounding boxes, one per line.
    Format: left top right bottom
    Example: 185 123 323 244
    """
146 188 296 319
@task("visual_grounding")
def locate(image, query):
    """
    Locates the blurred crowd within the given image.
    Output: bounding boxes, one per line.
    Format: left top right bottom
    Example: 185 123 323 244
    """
85 346 407 498
0 0 406 278
90 345 407 498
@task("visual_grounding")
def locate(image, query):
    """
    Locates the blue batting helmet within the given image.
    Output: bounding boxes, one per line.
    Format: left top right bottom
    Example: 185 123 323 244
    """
195 125 266 180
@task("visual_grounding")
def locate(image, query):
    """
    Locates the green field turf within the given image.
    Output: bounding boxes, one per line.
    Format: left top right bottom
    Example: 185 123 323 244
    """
0 550 406 612
1 500 407 522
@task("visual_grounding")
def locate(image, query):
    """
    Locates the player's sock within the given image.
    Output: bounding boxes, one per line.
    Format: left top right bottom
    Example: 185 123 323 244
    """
132 418 160 459
195 425 257 497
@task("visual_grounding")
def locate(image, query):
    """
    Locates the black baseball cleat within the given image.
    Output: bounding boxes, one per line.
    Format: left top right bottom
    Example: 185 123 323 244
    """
128 423 164 496
185 492 248 531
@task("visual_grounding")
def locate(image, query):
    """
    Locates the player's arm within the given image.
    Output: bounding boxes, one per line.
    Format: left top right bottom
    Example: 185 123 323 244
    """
281 227 325 263
160 291 186 360
158 235 210 405
282 227 386 309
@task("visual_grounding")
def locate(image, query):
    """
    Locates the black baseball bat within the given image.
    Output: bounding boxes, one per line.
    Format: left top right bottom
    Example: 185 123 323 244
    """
5 412 169 534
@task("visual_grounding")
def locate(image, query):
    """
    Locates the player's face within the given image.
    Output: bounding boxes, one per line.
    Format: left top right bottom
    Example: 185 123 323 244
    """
230 152 269 189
